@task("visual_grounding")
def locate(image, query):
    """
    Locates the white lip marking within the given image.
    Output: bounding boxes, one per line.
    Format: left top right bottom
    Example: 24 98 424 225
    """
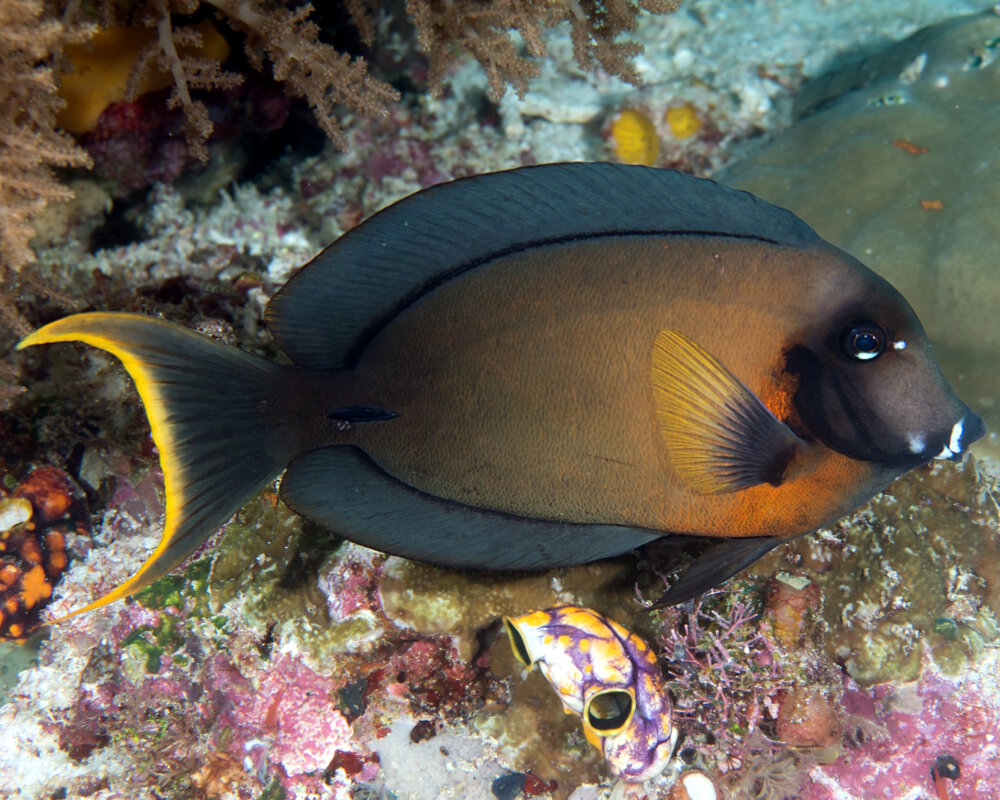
893 340 907 351
933 419 966 460
948 419 964 454
907 433 926 454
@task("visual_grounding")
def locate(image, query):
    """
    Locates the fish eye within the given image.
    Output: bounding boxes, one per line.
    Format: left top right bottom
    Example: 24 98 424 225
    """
840 322 885 361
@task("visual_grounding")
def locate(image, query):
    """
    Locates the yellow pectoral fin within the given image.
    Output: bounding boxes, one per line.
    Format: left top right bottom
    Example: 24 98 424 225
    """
650 329 805 494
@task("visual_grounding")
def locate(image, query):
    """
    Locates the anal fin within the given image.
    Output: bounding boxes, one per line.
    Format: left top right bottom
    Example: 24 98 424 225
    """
649 535 786 608
280 447 660 570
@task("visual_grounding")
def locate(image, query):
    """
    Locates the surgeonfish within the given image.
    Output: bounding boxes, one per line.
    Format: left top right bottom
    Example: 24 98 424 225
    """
17 163 985 618
504 605 677 782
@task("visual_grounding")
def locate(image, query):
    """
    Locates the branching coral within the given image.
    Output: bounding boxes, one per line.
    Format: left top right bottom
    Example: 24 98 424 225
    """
0 0 90 333
134 1 244 161
57 0 398 157
58 0 680 156
207 0 401 151
408 0 680 99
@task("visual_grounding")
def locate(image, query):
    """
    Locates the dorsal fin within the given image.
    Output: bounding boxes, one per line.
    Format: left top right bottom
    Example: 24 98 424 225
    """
266 163 822 371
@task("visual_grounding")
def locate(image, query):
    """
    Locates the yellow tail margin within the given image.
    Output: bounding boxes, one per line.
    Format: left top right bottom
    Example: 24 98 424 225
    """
18 312 294 621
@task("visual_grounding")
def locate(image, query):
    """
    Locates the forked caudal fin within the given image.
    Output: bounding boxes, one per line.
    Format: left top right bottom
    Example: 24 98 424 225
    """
17 313 299 620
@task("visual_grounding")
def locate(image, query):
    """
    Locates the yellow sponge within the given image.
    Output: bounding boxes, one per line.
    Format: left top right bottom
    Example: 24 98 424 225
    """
665 102 702 140
57 21 229 134
609 108 660 166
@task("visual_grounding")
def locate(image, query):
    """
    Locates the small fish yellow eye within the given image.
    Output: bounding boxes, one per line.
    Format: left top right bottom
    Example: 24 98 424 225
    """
583 688 635 737
841 322 885 362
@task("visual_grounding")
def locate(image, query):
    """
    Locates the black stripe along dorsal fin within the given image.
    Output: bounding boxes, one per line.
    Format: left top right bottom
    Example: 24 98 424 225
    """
266 163 822 371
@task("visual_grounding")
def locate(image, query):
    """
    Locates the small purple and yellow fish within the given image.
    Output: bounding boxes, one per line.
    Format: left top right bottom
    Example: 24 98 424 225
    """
504 604 677 782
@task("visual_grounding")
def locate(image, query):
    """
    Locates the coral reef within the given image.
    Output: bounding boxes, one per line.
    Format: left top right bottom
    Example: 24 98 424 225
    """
54 0 680 155
783 459 1000 685
379 557 643 662
1 4 998 799
409 0 680 100
647 457 1000 798
804 652 1000 799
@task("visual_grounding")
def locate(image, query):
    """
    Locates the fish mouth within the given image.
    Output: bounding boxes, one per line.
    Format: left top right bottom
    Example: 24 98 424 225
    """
908 411 987 464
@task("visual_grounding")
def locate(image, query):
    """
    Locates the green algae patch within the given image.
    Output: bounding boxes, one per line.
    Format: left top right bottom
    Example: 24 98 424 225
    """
379 556 643 662
120 612 190 676
136 558 213 614
122 558 227 675
121 627 164 675
206 491 385 666
764 459 1000 684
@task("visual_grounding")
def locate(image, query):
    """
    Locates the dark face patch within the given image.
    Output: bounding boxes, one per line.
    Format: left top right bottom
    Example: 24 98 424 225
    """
785 343 919 466
785 290 984 465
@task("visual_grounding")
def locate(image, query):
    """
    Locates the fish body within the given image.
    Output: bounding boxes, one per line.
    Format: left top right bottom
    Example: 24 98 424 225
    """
17 163 985 615
504 604 676 782
336 236 882 536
